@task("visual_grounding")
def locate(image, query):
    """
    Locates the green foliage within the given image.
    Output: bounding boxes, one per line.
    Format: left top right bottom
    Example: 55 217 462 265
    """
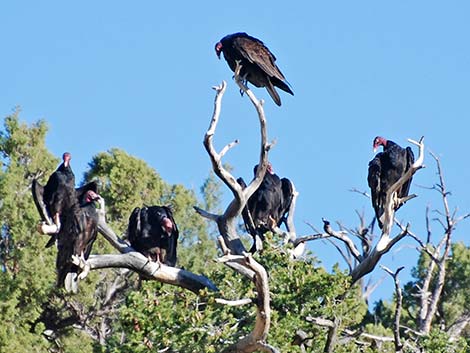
397 243 470 338
200 170 223 214
442 243 470 325
85 148 166 229
418 328 468 353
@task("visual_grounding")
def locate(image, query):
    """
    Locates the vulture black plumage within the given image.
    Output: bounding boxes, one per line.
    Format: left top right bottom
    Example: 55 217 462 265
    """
33 152 75 234
368 136 415 229
127 206 179 267
238 163 294 252
56 189 102 293
32 152 99 248
215 32 293 106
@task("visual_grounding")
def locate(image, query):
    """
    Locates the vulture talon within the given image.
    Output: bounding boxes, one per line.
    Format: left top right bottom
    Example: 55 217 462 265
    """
39 222 60 235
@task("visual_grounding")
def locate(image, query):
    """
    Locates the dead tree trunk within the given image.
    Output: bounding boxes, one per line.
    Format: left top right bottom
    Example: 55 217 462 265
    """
194 68 279 353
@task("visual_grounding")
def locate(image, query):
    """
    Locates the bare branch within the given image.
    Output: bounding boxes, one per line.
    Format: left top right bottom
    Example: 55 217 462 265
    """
215 298 253 306
382 266 405 352
305 316 335 328
362 276 385 303
292 233 330 246
204 81 243 202
418 151 455 334
323 219 362 262
220 139 240 158
447 312 470 341
72 252 217 294
197 76 271 256
193 206 219 222
349 188 371 199
351 227 408 283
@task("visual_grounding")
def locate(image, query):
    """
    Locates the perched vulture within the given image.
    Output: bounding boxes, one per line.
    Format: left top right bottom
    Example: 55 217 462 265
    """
35 152 76 234
238 163 294 252
368 136 415 228
33 172 98 248
127 206 179 267
215 32 293 106
56 189 102 293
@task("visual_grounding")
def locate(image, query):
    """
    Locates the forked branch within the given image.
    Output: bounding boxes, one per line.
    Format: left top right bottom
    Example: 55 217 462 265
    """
195 68 271 255
382 266 405 352
195 75 279 352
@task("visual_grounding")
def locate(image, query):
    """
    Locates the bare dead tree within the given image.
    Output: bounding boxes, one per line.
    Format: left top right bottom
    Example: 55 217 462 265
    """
194 66 280 353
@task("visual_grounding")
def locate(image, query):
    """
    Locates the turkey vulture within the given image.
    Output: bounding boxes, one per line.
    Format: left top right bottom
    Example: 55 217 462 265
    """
238 163 294 252
368 136 415 228
33 168 98 248
215 32 293 106
32 152 75 235
56 189 102 293
127 206 179 267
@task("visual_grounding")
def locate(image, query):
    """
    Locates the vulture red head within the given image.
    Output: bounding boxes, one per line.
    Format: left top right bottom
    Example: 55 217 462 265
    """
373 136 387 153
161 216 174 235
85 190 100 203
267 162 274 174
62 152 72 166
215 42 223 59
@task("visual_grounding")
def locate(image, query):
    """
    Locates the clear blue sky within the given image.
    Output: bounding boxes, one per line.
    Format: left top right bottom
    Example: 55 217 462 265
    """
1 1 469 306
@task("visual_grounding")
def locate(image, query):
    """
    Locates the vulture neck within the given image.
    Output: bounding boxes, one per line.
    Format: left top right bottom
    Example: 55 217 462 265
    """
383 139 398 151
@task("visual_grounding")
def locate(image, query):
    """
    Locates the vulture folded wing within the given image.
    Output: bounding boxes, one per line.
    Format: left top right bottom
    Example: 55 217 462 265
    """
279 178 294 226
368 155 383 222
234 36 285 81
399 146 416 198
32 179 53 225
127 207 142 245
